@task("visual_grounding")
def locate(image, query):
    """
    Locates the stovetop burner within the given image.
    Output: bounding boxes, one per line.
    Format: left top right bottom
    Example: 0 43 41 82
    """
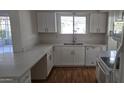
100 57 120 69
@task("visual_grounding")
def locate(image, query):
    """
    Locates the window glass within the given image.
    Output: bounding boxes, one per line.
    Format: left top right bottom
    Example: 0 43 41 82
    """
60 16 86 34
61 16 73 34
74 16 86 34
0 16 13 54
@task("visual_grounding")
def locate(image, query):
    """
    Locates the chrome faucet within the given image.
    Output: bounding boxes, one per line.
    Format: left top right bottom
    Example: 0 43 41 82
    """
72 13 77 44
72 30 77 44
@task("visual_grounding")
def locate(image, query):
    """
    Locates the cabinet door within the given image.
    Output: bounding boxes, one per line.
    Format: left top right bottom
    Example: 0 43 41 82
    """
31 55 47 80
37 12 56 33
90 13 106 33
90 14 99 33
60 46 74 66
54 46 74 66
54 46 63 65
47 48 54 75
86 46 102 66
37 12 47 32
46 12 57 33
73 46 85 66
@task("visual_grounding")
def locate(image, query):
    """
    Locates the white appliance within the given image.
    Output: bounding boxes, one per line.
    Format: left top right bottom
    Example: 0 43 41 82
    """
110 20 124 82
96 20 124 83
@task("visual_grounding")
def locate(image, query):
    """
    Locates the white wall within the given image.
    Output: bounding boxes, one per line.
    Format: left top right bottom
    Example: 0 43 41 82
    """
9 10 39 52
19 10 39 51
9 11 23 52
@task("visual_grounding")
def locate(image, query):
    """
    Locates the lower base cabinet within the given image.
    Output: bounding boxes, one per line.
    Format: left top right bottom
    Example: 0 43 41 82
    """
47 48 54 75
86 46 106 66
54 45 105 66
31 47 54 80
31 55 47 80
54 46 85 66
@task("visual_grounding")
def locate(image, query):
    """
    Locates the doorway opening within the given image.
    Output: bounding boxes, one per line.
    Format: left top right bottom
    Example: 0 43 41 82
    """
0 16 13 54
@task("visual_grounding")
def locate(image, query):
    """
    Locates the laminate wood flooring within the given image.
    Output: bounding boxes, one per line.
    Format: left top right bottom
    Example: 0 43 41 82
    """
32 67 96 83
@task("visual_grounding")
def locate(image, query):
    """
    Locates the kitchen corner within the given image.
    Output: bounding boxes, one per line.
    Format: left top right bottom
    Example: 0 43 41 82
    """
0 44 54 82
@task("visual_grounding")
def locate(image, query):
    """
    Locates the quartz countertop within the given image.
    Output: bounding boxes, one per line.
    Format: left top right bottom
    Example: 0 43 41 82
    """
0 44 53 79
0 43 106 79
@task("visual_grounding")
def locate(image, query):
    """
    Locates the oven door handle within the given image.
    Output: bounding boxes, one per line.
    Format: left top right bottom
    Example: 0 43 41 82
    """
97 61 106 74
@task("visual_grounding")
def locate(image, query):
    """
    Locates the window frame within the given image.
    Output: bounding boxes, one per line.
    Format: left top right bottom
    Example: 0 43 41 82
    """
56 12 90 34
0 16 11 39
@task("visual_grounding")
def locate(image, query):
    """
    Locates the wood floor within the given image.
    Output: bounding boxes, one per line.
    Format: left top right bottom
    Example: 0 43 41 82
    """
32 67 96 83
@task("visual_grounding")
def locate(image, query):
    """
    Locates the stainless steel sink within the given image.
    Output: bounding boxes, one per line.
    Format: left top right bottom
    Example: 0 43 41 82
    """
64 43 83 45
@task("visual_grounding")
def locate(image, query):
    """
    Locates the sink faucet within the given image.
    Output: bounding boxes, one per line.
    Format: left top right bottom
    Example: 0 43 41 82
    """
72 30 77 44
72 13 77 44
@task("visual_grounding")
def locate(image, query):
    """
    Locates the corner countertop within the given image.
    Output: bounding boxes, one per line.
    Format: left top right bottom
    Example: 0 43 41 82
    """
0 43 106 79
0 44 53 79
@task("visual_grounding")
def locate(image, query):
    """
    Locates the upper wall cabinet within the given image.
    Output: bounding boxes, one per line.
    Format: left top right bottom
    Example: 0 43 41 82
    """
90 13 107 33
37 12 57 33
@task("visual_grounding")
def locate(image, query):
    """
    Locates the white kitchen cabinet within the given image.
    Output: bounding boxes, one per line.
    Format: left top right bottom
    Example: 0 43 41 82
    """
37 12 57 33
31 55 47 80
54 46 85 66
54 46 74 66
73 46 85 65
47 47 54 75
61 46 74 65
31 47 54 80
53 46 63 65
90 13 107 33
86 46 105 66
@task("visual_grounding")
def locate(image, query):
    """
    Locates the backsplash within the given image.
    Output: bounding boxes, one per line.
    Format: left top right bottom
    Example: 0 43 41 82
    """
39 33 106 44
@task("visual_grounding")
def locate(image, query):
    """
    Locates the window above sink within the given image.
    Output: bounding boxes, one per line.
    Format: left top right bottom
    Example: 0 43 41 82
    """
57 12 89 34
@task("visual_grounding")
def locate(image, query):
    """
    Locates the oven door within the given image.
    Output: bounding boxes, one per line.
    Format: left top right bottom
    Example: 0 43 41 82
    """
96 61 110 83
